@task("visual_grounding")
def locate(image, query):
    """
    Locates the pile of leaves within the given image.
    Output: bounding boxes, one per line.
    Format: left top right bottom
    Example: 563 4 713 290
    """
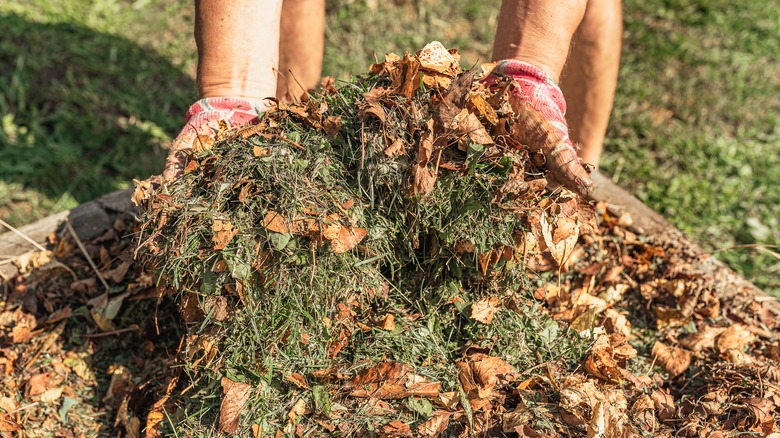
0 212 181 437
132 42 596 436
125 41 779 437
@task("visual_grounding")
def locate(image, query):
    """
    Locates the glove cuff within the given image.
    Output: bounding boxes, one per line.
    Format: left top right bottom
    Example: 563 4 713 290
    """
184 96 270 126
490 59 567 118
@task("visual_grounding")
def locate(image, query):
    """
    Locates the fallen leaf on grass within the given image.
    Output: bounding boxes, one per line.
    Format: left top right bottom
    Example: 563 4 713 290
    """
375 314 396 331
285 373 309 390
743 397 776 435
0 397 16 413
89 291 130 332
381 420 413 437
284 398 307 433
457 354 517 410
262 211 290 234
411 124 437 196
212 219 238 250
417 41 461 76
219 378 253 434
470 297 501 324
346 362 413 389
328 225 367 254
652 342 691 378
103 365 133 409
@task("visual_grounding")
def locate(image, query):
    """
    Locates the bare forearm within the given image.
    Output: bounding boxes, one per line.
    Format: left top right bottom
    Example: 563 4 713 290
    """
195 0 282 99
492 0 587 81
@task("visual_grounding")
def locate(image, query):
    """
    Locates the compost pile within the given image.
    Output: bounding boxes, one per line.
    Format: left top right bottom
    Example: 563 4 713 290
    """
127 42 780 437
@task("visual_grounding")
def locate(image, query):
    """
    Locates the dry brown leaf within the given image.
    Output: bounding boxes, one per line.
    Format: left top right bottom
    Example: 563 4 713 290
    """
584 335 621 382
285 373 309 390
145 374 179 437
470 297 502 324
323 115 342 136
329 226 367 254
540 212 579 266
447 108 494 145
0 414 21 432
651 342 691 378
381 420 413 437
472 356 517 388
219 378 253 434
253 145 270 157
679 325 726 352
39 386 64 403
0 396 16 414
417 410 451 437
468 92 499 125
375 314 396 331
417 41 461 76
285 398 307 431
384 138 406 157
716 324 756 353
262 211 290 234
252 424 263 438
649 390 676 421
212 219 238 250
346 362 413 389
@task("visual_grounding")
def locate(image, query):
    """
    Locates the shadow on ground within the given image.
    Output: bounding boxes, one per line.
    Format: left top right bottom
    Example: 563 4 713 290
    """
0 13 195 222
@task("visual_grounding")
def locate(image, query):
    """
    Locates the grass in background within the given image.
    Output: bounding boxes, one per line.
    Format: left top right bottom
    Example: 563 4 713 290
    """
0 0 777 294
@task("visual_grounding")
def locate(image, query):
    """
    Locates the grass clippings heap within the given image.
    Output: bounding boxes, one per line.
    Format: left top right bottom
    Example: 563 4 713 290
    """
133 42 592 436
131 42 780 437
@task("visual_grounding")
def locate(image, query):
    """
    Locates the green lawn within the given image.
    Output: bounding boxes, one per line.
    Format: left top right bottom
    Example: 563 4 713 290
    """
0 0 777 294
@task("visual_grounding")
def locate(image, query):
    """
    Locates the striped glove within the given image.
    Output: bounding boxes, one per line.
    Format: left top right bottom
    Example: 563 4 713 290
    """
163 97 269 180
486 60 592 196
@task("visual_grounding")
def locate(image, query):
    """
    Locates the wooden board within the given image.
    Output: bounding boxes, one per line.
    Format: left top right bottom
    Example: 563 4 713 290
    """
2 174 777 327
0 188 136 281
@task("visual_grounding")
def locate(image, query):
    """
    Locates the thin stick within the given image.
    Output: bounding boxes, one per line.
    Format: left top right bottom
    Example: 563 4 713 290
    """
0 218 47 252
7 402 39 415
74 325 140 338
65 219 110 292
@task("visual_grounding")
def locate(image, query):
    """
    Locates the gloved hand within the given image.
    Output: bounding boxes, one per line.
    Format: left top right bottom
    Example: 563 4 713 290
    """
486 60 593 196
162 97 269 180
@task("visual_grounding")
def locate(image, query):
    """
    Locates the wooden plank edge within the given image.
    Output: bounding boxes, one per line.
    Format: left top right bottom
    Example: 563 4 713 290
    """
0 188 136 281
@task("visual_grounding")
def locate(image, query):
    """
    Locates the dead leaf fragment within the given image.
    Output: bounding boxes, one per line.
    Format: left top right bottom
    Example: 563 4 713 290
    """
219 378 253 434
346 362 413 389
716 324 756 353
262 211 290 234
381 420 413 437
540 213 579 265
470 297 501 324
652 341 691 378
417 410 451 436
212 219 238 250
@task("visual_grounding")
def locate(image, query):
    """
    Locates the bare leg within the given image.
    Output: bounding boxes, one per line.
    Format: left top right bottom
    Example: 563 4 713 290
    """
195 0 282 99
560 0 622 167
276 0 326 102
491 0 587 81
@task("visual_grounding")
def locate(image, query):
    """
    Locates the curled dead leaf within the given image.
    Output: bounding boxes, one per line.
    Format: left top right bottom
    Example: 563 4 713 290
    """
652 341 691 378
716 324 756 353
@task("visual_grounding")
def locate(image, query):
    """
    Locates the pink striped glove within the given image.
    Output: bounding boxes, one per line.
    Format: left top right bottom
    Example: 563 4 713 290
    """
163 97 269 180
486 60 592 196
